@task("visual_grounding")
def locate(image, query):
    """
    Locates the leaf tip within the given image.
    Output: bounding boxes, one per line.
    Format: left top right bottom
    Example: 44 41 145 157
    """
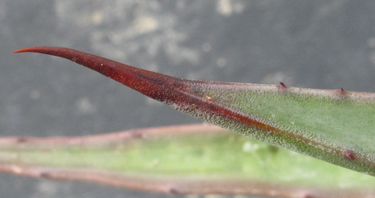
12 48 28 54
13 47 47 54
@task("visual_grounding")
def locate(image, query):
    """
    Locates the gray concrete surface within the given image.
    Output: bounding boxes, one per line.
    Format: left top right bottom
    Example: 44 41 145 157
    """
1 0 375 197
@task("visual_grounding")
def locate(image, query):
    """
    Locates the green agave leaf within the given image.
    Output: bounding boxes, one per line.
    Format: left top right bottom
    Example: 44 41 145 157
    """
13 47 375 176
0 124 374 197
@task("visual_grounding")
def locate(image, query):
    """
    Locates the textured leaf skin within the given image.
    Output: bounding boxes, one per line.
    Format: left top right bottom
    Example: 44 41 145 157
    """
0 124 374 197
13 47 375 176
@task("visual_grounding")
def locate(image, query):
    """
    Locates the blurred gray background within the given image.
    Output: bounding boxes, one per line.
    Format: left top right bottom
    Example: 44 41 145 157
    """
1 0 375 197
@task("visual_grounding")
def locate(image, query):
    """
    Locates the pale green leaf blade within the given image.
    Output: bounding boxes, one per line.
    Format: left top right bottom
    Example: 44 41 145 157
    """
0 124 374 197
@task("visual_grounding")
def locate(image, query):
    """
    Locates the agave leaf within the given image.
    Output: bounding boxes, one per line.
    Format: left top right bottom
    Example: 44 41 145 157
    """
0 124 374 198
13 47 375 176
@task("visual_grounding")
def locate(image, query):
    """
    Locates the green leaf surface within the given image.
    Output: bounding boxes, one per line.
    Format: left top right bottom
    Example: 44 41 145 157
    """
13 47 375 176
191 83 375 175
0 124 374 197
